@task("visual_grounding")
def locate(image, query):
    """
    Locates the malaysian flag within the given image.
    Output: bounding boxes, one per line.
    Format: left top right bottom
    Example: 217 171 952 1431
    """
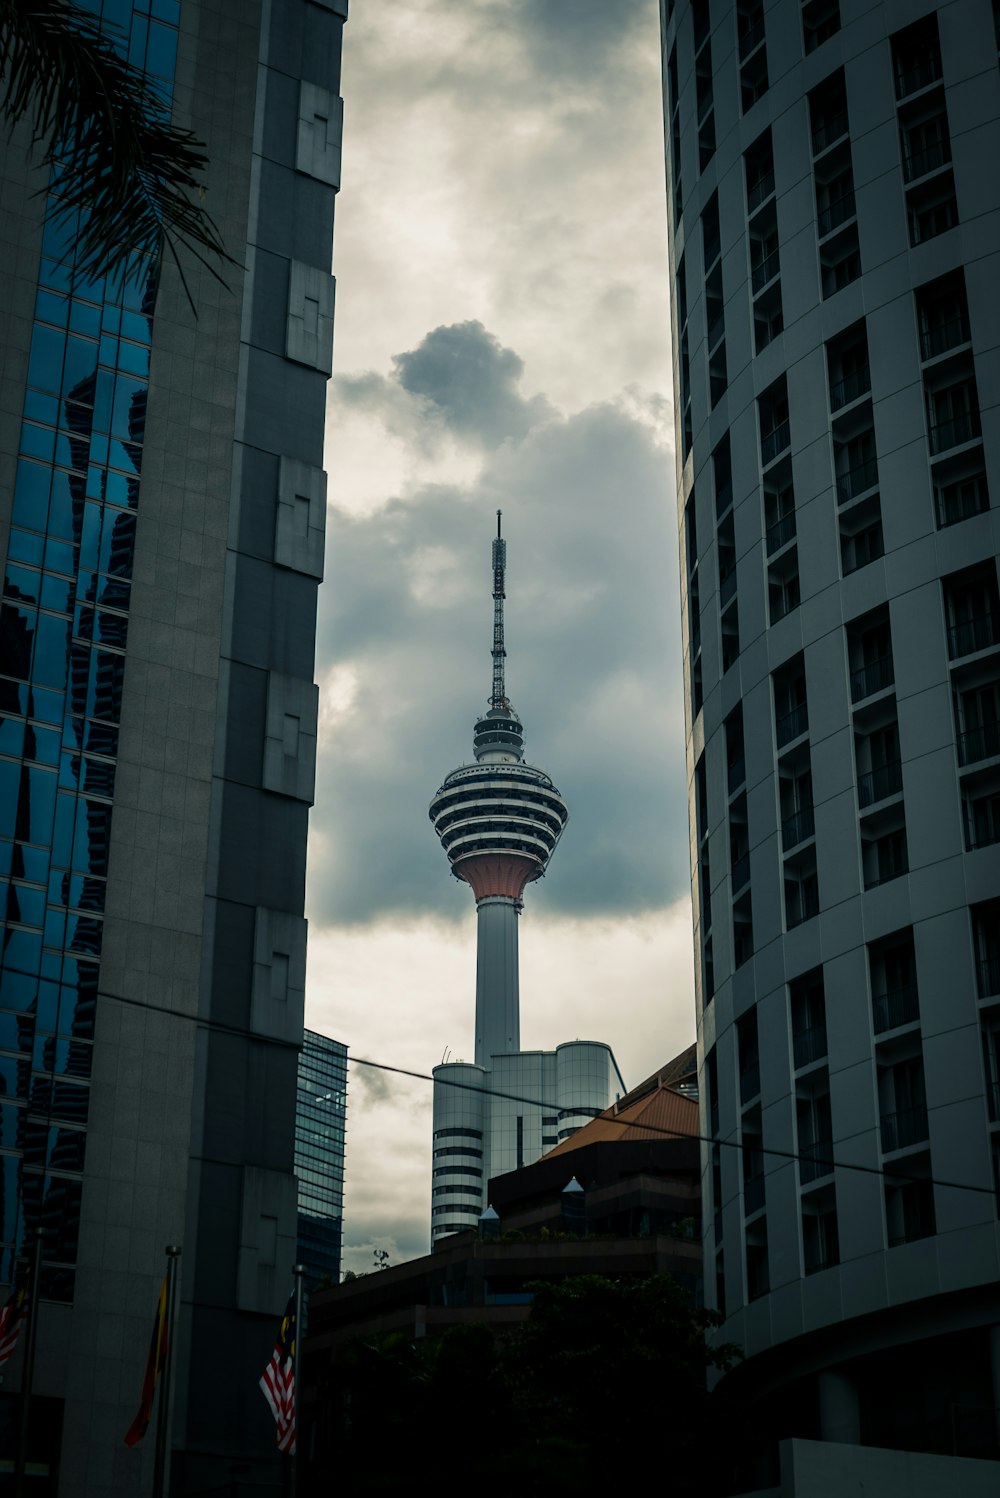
259 1292 297 1454
124 1271 169 1447
0 1258 31 1367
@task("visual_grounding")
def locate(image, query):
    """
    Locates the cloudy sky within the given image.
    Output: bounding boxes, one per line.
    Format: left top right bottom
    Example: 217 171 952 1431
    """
304 0 694 1273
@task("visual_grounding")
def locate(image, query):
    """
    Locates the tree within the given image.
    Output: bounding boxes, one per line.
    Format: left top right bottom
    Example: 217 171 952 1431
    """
0 0 235 298
310 1276 746 1497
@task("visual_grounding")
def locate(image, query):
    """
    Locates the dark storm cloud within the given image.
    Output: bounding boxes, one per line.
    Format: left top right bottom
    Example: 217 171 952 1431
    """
312 364 687 929
334 321 553 450
393 321 553 445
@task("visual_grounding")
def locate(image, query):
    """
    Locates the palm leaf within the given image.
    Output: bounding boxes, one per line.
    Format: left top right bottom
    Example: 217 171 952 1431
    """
0 0 239 305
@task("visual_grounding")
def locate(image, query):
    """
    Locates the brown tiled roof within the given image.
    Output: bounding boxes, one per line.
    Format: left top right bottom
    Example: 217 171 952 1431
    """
542 1054 699 1160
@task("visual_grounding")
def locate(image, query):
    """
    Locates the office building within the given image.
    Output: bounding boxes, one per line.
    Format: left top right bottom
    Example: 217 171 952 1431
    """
428 519 624 1242
296 1030 348 1292
663 0 1000 1480
0 0 344 1491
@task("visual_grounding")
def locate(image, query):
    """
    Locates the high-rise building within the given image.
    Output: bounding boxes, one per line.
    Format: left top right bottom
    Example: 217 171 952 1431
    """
0 0 344 1491
429 518 624 1243
296 1029 348 1291
664 0 1000 1479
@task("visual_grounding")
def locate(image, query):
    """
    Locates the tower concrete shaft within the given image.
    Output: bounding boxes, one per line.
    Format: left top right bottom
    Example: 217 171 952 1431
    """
429 517 568 1067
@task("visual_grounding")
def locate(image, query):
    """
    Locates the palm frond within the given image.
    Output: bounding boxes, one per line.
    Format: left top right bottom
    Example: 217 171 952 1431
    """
0 0 239 305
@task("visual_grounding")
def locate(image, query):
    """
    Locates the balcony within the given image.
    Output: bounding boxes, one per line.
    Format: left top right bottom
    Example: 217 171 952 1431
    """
920 313 970 361
761 419 790 467
812 110 848 156
731 851 750 892
818 189 856 238
782 804 815 849
947 611 1000 661
776 702 808 748
799 1137 833 1184
858 760 903 809
850 654 894 702
977 955 1000 1000
929 408 982 456
793 1025 827 1069
720 564 738 606
958 720 1000 767
707 310 725 351
739 18 765 60
872 983 919 1034
903 137 951 184
880 1104 929 1153
744 1172 765 1215
740 1062 761 1105
766 511 796 555
837 457 878 504
894 52 942 100
830 363 871 412
747 168 775 214
727 753 746 794
751 248 780 294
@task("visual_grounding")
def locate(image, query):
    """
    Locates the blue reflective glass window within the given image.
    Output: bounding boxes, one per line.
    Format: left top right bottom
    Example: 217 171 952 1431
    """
4 566 40 607
68 301 101 339
0 1107 23 1152
52 433 85 474
30 685 64 727
0 719 22 760
27 325 65 396
24 1121 86 1175
145 19 178 79
115 340 150 380
77 503 102 574
39 1175 83 1262
88 434 109 467
0 1153 21 1247
0 602 35 681
111 378 147 442
61 337 98 402
127 15 149 68
109 439 141 475
0 971 34 1013
93 612 127 653
5 884 45 930
65 913 102 960
0 843 10 878
42 907 65 950
88 651 124 724
99 510 136 577
41 211 80 266
36 981 59 1032
11 845 49 885
31 1078 88 1125
58 964 96 1040
23 392 59 427
0 1055 30 1101
7 531 43 569
32 1035 92 1082
101 305 121 336
43 537 75 576
39 950 61 982
38 258 73 297
120 310 151 346
0 682 27 718
83 757 114 799
50 872 104 914
58 751 84 791
19 425 56 464
51 792 75 869
11 461 51 530
40 574 73 617
82 720 117 758
35 291 69 330
0 1015 34 1056
32 613 71 692
25 724 60 767
39 475 73 546
72 800 111 877
92 368 114 431
0 931 42 978
0 762 20 838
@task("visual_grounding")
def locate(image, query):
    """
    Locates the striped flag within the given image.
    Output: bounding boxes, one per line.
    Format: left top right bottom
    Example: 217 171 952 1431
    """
0 1258 32 1367
259 1292 297 1454
124 1272 169 1448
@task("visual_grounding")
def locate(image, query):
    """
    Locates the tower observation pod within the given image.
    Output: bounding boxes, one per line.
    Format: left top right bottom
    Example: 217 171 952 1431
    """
429 513 568 1068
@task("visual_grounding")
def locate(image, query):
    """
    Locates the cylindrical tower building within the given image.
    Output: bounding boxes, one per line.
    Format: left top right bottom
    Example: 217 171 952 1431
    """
663 0 1000 1480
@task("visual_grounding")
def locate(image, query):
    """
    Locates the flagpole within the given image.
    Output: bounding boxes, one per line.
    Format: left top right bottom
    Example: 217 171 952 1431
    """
152 1245 181 1498
288 1263 305 1498
13 1232 43 1498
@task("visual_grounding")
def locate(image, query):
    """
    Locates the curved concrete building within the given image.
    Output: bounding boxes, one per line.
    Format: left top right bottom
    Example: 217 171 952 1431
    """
428 519 622 1243
663 0 1000 1478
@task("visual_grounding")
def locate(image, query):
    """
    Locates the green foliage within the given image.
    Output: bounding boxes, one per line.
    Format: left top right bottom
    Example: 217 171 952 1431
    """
313 1275 744 1496
0 0 236 303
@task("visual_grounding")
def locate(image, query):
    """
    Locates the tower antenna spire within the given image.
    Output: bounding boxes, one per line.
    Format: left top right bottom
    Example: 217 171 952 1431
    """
491 509 507 710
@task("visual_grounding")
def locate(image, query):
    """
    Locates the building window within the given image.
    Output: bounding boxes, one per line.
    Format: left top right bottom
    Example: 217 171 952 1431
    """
869 929 920 1034
790 967 827 1069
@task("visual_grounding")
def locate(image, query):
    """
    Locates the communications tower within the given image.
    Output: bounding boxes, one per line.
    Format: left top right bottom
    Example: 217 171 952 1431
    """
429 513 569 1067
428 518 623 1244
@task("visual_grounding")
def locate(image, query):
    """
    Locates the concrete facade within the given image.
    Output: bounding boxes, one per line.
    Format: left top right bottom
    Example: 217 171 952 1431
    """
662 0 1000 1473
0 0 344 1491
